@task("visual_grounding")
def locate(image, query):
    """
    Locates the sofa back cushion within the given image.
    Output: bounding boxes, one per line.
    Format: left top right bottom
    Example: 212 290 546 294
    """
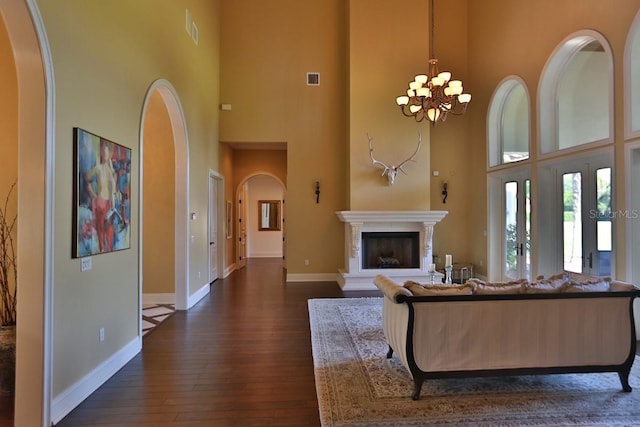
404 281 474 296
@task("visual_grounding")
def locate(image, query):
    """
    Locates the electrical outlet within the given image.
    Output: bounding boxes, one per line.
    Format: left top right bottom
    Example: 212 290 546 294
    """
304 259 309 266
99 328 105 342
81 257 92 272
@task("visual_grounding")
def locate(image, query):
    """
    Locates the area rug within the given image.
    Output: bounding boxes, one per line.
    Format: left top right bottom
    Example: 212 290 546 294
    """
308 297 640 426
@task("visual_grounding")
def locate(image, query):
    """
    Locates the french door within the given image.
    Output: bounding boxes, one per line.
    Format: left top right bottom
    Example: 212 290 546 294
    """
503 172 531 280
558 157 612 276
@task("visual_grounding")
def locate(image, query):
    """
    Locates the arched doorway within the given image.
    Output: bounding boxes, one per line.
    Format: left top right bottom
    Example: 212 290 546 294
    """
235 173 286 268
140 81 189 315
1 0 53 425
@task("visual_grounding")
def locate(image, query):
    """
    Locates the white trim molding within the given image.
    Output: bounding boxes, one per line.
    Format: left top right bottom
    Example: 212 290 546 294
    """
51 338 140 425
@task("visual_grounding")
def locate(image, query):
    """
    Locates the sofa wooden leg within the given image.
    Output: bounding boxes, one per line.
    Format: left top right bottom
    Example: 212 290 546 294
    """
386 345 394 359
618 369 632 392
411 378 424 400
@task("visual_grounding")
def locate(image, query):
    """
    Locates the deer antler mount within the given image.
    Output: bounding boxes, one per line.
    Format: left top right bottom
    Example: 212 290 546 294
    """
368 133 422 186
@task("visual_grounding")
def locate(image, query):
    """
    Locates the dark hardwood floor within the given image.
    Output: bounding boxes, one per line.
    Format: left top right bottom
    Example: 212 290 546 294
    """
1 259 640 426
54 258 378 426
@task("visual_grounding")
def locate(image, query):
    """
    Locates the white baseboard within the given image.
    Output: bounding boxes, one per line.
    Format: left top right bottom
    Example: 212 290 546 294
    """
223 263 236 278
248 252 283 258
187 282 210 309
142 293 175 305
286 273 339 283
51 336 141 424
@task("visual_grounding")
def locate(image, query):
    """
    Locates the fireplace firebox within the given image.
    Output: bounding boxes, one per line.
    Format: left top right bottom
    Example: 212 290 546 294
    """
362 232 419 269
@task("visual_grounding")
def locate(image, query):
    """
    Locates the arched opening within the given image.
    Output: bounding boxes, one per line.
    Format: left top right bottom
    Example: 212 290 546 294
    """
140 81 189 315
624 9 640 139
235 173 286 269
141 89 176 334
487 76 530 168
1 0 53 425
538 30 613 155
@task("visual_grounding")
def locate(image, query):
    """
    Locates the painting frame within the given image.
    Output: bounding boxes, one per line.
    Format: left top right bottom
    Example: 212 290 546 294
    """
72 127 131 258
226 200 233 239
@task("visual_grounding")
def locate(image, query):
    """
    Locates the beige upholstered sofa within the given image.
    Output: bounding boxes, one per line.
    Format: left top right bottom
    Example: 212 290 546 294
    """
374 274 640 400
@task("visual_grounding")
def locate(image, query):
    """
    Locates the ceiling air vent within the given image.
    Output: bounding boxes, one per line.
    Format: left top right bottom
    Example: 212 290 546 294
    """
307 72 320 86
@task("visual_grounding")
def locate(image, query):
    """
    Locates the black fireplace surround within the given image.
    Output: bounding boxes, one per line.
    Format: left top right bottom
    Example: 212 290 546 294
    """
361 232 419 269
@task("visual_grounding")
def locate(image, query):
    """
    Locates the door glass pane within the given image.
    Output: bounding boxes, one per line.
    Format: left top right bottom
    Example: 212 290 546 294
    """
596 167 611 275
563 172 582 273
504 181 518 279
524 179 531 279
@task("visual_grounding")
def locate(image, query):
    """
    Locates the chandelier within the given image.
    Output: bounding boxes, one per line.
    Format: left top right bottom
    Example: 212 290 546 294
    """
395 0 471 124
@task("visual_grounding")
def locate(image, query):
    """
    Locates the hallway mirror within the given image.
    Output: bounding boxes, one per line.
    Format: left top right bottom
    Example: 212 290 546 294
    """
258 200 281 231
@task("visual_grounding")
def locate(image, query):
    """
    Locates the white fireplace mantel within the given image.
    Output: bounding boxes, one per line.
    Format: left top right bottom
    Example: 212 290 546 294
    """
335 210 448 290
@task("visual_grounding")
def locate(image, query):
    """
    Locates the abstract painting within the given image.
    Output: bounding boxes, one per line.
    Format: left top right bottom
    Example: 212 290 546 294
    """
73 128 131 257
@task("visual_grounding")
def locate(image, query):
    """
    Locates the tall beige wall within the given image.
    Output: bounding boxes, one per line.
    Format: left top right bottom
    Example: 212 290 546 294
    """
219 143 235 272
349 0 432 211
0 16 17 221
35 0 221 398
0 13 17 324
220 0 442 276
142 91 175 294
426 0 472 268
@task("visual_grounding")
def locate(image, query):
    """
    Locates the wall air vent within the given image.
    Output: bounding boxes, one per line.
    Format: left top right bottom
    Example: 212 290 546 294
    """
307 72 320 86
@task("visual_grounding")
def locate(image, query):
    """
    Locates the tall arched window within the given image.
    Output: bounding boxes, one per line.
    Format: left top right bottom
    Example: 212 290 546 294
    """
488 77 530 167
625 9 640 139
539 30 613 155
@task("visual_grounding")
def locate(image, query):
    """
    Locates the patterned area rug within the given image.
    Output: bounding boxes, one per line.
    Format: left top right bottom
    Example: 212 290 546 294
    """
308 297 640 426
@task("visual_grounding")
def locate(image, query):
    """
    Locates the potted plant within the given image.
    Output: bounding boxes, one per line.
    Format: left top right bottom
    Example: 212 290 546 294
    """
0 182 17 395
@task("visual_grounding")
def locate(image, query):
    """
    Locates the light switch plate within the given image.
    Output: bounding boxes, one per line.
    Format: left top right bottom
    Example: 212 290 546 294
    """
81 257 92 272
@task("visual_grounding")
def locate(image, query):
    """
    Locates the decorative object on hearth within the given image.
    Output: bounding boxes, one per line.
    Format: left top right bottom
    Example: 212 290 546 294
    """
428 263 436 284
377 252 400 268
443 253 453 284
395 0 471 124
368 133 422 186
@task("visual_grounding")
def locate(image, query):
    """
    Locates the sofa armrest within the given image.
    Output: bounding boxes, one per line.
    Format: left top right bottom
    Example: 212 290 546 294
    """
374 275 412 302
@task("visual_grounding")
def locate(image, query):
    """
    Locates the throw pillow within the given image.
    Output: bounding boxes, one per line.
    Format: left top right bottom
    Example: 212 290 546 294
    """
609 280 639 292
525 276 568 293
474 282 525 294
562 278 610 292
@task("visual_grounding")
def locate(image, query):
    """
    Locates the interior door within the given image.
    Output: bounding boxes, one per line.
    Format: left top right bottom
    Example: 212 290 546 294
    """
208 174 219 283
236 182 248 269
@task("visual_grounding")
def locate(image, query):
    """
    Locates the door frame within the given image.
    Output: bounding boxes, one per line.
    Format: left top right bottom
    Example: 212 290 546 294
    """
487 165 532 281
624 140 640 336
235 172 286 268
537 146 614 276
208 170 224 284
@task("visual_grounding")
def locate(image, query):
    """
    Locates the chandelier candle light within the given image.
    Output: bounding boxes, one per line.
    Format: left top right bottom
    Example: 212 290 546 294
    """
395 0 471 124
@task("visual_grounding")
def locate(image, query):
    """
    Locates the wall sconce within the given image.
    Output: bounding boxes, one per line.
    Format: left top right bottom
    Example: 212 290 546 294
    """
315 180 320 204
441 182 448 204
